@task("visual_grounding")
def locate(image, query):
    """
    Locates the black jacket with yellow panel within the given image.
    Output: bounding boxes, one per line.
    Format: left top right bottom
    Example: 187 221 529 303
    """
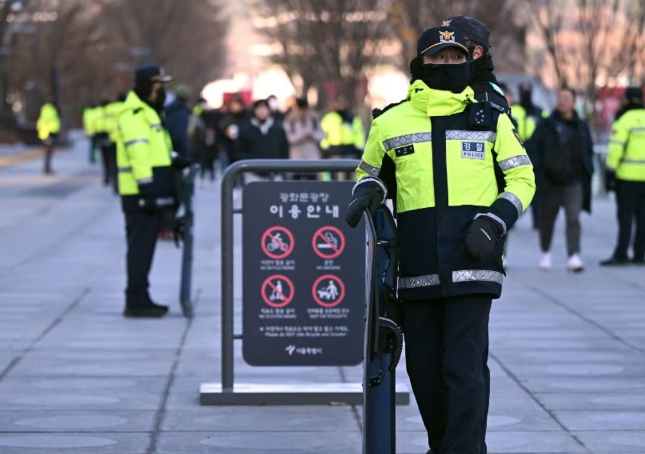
356 80 535 302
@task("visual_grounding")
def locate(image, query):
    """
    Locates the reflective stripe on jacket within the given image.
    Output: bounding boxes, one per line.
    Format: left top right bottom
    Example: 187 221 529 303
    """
356 80 536 301
607 108 645 182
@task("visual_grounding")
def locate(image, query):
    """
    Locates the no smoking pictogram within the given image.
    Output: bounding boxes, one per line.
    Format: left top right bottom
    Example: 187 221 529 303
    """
262 227 294 259
312 275 345 308
312 226 345 259
262 275 294 308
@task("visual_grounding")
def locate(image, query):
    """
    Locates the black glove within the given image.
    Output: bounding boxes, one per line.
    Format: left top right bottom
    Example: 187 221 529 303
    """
345 180 384 228
171 152 193 170
605 170 617 193
465 216 504 261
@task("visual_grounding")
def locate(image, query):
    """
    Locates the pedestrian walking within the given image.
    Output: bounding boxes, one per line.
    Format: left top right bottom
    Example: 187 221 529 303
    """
345 26 535 454
238 99 289 162
527 87 594 272
166 85 192 158
36 98 61 176
284 97 324 180
601 86 645 266
116 65 180 318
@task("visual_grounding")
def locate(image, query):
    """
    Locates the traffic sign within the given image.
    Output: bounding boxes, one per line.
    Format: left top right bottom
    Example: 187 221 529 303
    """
261 275 294 308
312 275 345 308
312 226 345 259
261 226 294 260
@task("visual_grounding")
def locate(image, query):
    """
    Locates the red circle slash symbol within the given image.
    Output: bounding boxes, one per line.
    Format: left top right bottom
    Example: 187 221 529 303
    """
262 275 294 308
312 226 345 259
312 275 345 308
261 227 294 260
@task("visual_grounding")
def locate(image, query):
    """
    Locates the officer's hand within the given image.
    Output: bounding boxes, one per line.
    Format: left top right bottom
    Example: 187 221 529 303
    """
605 170 617 193
345 180 384 228
465 216 504 261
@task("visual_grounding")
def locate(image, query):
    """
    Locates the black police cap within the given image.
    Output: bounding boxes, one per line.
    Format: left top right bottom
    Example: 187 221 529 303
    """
442 16 491 50
134 65 173 85
416 26 469 57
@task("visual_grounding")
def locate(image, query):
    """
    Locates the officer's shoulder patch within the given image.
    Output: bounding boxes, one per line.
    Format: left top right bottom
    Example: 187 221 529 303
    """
372 99 407 120
512 128 525 148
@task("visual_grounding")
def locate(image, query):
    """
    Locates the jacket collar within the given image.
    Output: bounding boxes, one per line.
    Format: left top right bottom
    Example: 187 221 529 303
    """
124 91 162 123
407 79 475 117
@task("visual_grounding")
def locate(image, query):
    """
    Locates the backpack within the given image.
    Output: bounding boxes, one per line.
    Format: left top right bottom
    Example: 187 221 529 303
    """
541 118 575 184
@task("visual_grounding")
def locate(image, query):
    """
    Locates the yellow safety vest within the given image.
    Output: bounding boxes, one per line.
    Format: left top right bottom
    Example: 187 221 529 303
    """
356 80 535 301
320 111 366 151
83 107 95 136
105 101 125 144
607 108 645 182
511 104 548 142
36 103 61 141
116 91 173 197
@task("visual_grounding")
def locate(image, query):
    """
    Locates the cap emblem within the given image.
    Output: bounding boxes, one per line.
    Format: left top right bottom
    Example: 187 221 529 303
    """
439 30 455 43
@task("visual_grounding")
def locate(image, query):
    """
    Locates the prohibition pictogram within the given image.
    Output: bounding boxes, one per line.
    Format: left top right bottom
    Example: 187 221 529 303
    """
261 275 294 308
261 226 294 260
312 274 345 308
312 226 345 259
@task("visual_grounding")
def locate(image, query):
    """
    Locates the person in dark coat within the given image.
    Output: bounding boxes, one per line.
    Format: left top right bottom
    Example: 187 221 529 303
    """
238 99 289 162
218 96 249 165
165 85 192 157
527 87 594 272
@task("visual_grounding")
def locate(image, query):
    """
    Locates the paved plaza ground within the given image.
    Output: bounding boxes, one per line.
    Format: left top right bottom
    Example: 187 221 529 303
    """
0 135 644 453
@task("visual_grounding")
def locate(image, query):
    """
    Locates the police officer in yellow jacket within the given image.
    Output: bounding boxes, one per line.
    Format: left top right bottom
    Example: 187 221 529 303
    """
117 65 176 318
345 26 535 454
37 99 61 175
601 86 645 266
104 93 127 193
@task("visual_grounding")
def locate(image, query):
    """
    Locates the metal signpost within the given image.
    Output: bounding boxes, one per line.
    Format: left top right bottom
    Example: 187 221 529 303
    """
199 159 410 406
178 164 198 318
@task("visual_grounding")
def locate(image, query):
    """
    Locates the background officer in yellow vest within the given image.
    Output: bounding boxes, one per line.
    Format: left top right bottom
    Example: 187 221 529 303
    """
36 98 61 176
345 26 535 454
83 103 98 164
601 86 645 266
320 97 365 180
104 93 127 194
117 65 175 318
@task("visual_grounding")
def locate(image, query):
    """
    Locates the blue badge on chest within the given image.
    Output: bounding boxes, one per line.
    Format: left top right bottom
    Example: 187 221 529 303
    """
394 145 415 157
461 141 485 160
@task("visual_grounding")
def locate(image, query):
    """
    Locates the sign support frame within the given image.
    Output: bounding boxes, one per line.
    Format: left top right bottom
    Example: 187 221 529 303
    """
199 159 410 406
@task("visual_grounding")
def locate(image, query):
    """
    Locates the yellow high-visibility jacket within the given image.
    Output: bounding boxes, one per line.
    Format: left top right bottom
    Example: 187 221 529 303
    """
82 107 95 136
356 80 535 301
37 103 61 141
320 111 365 154
105 101 125 144
116 91 174 210
511 104 548 143
607 108 645 182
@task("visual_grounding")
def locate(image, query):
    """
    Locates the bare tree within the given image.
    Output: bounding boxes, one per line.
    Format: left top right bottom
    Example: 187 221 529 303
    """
388 0 525 73
255 0 391 110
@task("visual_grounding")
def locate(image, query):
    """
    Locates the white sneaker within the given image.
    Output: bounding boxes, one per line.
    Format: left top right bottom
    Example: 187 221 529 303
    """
568 254 585 272
539 252 552 270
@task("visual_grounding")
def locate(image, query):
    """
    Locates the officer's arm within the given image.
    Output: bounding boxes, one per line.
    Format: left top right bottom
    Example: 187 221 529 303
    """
606 117 628 172
120 111 153 187
354 119 388 198
485 113 536 234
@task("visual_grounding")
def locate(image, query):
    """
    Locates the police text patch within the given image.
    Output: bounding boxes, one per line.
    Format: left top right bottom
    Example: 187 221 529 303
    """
394 144 415 157
461 141 485 160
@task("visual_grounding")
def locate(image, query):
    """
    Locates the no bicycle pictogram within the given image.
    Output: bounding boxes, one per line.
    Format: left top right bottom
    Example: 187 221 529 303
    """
262 275 294 308
312 226 345 259
312 275 345 308
262 226 294 260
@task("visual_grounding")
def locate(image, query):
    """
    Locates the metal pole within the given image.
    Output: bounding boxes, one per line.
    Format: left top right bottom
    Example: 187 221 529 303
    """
219 159 360 392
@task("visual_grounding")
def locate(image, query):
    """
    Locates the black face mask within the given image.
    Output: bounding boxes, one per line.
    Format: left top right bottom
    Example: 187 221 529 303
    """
422 61 473 94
